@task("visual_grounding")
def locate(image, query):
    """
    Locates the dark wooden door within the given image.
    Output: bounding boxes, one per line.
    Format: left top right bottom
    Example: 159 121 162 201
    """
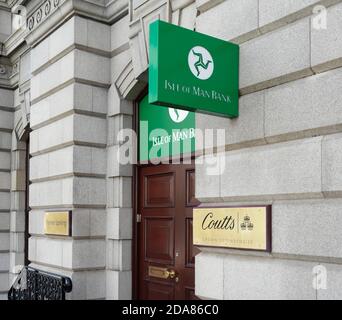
138 164 199 300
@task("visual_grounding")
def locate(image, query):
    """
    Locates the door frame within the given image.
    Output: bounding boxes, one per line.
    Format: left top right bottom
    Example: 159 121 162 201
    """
24 135 30 266
132 89 197 299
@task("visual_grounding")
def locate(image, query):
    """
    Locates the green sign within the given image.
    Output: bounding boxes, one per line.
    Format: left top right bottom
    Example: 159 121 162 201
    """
149 20 239 118
139 95 195 162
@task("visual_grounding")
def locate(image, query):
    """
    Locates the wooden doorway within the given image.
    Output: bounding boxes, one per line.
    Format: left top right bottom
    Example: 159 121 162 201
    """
137 163 199 300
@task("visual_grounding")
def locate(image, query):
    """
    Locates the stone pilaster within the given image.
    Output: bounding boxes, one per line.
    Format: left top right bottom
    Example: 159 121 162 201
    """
0 87 14 300
9 88 28 289
28 15 110 299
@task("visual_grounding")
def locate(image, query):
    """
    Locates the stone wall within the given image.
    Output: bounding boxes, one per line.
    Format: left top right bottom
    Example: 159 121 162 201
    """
106 13 133 300
9 87 28 292
195 0 342 300
0 88 13 300
1 0 342 300
28 16 109 299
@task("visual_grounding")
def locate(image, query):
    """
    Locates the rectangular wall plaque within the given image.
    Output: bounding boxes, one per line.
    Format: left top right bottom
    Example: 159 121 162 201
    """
44 211 72 236
149 20 239 118
193 206 271 252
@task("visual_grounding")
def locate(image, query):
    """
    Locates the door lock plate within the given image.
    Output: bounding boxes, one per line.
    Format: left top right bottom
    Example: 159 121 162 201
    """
148 266 176 279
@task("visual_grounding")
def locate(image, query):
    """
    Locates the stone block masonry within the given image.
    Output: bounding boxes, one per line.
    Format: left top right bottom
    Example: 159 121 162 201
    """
1 0 342 301
0 88 13 299
195 0 342 300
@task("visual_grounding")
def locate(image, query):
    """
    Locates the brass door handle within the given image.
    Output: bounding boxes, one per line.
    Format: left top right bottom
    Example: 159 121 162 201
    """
165 269 176 279
148 266 177 280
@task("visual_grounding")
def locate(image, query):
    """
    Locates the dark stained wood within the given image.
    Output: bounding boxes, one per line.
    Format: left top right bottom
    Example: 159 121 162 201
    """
146 280 174 300
185 287 199 300
186 169 198 207
144 172 175 208
25 137 30 266
145 217 174 264
138 164 199 300
132 87 148 300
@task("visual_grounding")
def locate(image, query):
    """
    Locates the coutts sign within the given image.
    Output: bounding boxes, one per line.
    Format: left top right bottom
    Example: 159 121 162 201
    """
193 206 271 252
149 20 239 118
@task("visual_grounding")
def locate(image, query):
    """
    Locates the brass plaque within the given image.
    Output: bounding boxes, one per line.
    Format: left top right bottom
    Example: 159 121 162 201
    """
148 266 169 279
193 206 271 252
44 211 71 236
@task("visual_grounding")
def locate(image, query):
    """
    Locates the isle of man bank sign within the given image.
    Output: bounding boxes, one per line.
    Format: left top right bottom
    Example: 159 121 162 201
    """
149 20 239 118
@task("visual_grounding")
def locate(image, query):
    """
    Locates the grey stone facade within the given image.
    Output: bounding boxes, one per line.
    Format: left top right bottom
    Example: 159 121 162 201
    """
195 0 342 300
0 0 341 300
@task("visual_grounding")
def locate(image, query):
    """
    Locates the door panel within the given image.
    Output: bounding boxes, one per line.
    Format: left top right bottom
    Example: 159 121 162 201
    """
138 164 199 300
145 217 174 264
186 169 197 207
146 281 174 300
144 173 175 207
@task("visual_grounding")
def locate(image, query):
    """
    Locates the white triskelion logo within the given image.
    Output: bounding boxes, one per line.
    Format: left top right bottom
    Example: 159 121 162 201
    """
188 46 214 80
168 108 189 123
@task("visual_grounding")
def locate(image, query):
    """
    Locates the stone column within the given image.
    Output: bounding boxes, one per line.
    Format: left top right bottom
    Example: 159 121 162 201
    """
0 87 14 299
105 13 134 300
9 88 28 288
28 16 110 299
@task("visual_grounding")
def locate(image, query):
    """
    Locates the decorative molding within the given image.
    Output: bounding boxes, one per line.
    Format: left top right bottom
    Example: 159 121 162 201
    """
171 0 195 11
2 27 27 57
0 42 27 88
128 0 171 81
115 59 145 100
0 0 10 9
0 60 19 88
26 0 64 32
14 89 30 140
11 61 19 78
0 64 7 75
21 89 30 127
116 0 197 99
195 0 225 13
3 0 197 100
14 115 25 140
3 0 129 55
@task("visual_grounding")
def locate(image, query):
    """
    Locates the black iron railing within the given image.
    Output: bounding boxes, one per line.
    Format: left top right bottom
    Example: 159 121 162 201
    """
8 266 72 300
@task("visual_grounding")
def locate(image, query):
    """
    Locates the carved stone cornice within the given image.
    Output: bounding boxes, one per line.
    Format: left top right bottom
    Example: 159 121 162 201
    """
26 0 64 33
3 28 27 56
24 0 73 47
2 0 129 55
73 0 128 23
106 0 128 23
1 40 28 89
3 0 198 98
